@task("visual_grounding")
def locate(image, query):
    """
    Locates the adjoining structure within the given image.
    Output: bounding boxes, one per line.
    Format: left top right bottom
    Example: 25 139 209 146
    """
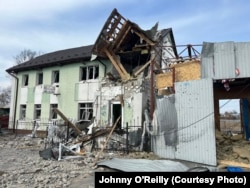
5 8 250 167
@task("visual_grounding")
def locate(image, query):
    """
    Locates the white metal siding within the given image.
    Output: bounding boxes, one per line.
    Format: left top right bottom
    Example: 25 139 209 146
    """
201 41 250 80
214 42 235 79
235 42 250 78
175 78 216 166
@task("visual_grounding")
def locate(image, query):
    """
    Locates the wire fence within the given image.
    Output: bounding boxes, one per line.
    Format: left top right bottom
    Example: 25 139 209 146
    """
4 120 150 154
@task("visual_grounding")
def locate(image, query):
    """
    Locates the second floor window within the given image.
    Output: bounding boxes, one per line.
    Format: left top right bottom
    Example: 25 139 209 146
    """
34 104 41 120
52 70 59 84
80 66 99 81
22 74 29 86
37 72 43 85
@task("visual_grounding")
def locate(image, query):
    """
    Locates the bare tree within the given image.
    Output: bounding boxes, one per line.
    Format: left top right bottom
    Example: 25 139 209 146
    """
13 49 37 65
0 86 11 107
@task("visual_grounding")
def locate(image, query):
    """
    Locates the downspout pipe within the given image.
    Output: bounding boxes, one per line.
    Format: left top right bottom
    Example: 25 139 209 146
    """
8 72 18 133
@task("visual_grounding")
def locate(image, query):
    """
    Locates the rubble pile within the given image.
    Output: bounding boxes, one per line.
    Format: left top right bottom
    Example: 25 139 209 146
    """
0 133 159 188
0 134 102 187
216 130 250 164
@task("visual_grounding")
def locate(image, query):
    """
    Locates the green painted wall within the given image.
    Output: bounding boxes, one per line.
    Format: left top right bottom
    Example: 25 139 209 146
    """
14 59 110 124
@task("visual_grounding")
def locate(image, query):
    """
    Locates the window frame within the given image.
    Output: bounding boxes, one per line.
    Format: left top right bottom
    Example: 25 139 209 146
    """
36 72 43 85
78 102 93 121
22 74 29 87
34 104 41 120
20 105 26 120
50 104 58 120
80 65 99 81
52 70 60 84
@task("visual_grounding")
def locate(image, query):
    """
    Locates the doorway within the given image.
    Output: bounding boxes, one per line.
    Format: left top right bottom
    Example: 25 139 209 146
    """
111 103 122 129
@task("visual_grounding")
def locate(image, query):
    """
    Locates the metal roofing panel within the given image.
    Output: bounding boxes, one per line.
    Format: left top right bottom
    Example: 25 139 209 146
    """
201 41 250 80
175 78 216 166
201 56 214 78
213 42 236 79
235 42 250 78
97 158 189 172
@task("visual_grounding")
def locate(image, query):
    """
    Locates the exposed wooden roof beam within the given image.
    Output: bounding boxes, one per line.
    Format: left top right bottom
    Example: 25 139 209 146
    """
104 48 130 81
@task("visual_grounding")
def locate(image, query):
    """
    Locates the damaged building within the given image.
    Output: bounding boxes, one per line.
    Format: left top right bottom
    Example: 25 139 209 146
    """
5 8 250 168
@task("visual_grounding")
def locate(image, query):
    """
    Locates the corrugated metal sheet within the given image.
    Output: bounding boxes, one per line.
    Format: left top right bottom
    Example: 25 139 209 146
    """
175 78 216 166
201 41 250 79
97 158 189 172
235 42 250 78
151 79 216 166
151 95 177 159
213 42 235 79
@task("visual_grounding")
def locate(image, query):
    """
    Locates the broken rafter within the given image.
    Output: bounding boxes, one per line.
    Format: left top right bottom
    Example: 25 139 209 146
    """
93 116 121 166
115 22 132 50
133 30 155 46
104 48 130 81
133 60 152 77
53 108 82 136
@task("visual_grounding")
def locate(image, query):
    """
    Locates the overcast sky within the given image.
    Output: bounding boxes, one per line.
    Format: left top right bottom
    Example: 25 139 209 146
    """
1 0 248 112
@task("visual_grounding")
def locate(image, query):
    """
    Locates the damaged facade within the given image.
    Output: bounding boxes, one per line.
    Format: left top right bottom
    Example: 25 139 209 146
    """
5 8 250 167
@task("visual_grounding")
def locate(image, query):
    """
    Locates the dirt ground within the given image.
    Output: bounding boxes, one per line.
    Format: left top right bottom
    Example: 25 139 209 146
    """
1 122 250 187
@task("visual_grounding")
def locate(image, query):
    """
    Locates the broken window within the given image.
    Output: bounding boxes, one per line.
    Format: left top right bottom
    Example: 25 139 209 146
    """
52 70 60 84
22 74 29 86
79 103 93 121
80 66 99 81
37 72 43 85
20 105 26 120
50 104 58 120
34 104 41 120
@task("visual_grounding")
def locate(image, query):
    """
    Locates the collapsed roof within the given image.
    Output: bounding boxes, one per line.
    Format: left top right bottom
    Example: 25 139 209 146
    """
92 8 177 81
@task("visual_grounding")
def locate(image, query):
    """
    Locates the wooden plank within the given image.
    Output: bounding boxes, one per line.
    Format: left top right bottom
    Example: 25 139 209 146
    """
155 60 200 89
133 60 151 77
53 108 82 135
93 116 121 166
104 49 129 80
217 160 250 169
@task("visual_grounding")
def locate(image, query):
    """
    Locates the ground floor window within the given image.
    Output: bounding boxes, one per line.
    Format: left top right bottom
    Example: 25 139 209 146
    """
34 104 41 120
50 104 58 120
79 103 93 121
20 105 26 120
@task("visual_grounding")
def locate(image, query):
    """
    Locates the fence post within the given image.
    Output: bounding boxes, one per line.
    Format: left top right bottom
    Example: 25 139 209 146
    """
126 122 129 154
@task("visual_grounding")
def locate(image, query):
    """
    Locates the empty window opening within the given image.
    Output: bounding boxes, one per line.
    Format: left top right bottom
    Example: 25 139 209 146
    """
52 70 60 84
80 66 99 81
79 103 93 121
22 74 29 86
34 104 41 120
50 104 58 120
37 72 43 85
20 105 26 120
